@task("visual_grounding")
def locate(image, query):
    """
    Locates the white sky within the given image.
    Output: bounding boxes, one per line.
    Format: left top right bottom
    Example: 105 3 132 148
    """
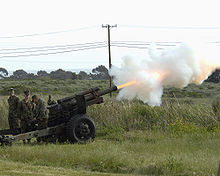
0 0 220 72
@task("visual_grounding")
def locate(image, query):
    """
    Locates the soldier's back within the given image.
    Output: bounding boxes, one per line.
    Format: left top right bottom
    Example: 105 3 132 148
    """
35 98 48 130
35 99 47 117
20 99 34 121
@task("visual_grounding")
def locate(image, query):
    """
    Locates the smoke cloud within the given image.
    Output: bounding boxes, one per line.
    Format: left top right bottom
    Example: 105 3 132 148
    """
109 43 220 106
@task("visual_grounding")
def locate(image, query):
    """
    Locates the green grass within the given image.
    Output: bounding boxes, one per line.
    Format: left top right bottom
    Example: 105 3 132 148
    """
0 131 219 175
0 79 220 175
0 159 125 176
0 79 109 96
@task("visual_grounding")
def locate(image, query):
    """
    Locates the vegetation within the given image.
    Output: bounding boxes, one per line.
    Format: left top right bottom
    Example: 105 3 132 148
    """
0 160 122 176
0 65 109 80
206 68 220 83
0 79 108 96
0 79 220 175
0 132 219 176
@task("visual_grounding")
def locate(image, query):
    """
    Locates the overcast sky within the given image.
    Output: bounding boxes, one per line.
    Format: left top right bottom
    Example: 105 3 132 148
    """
0 0 220 72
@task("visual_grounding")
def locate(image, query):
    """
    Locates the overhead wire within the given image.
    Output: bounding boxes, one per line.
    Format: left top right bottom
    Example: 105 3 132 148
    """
111 40 182 44
0 25 99 39
111 45 166 50
0 43 107 55
1 24 219 63
111 41 178 47
2 24 220 40
0 45 107 59
0 41 186 59
111 45 149 49
0 41 107 51
110 40 179 49
119 24 220 30
0 41 179 56
0 39 219 60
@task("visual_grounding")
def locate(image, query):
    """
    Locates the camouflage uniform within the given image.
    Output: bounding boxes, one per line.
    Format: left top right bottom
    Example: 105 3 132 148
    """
8 95 20 134
19 99 34 133
34 98 48 130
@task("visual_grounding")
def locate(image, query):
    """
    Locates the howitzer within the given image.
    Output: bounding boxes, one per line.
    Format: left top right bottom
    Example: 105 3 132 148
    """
0 86 118 145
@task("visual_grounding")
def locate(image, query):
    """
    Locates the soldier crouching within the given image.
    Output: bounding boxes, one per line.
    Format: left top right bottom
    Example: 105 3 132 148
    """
32 95 48 142
19 90 34 144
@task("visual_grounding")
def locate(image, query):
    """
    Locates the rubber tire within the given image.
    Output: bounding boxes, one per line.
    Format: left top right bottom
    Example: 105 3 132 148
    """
67 114 96 144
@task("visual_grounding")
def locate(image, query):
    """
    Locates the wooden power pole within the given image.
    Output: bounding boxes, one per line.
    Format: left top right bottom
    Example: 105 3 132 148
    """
102 24 117 97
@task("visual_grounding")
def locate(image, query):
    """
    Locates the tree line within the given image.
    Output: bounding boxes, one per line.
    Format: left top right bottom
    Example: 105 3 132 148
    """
1 65 220 83
0 65 109 80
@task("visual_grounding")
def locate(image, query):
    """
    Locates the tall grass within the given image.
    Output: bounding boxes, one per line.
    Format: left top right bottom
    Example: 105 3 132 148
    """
0 95 217 132
0 97 9 129
87 98 217 133
0 93 218 132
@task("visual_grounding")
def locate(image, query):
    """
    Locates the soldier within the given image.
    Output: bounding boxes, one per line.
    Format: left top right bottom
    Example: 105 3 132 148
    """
8 88 20 135
19 90 34 144
32 95 48 130
32 95 48 143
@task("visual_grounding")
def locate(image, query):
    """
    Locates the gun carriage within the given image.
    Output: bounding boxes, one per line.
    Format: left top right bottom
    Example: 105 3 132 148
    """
0 86 118 145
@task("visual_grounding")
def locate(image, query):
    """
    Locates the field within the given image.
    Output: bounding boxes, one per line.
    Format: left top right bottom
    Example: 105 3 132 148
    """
0 79 220 176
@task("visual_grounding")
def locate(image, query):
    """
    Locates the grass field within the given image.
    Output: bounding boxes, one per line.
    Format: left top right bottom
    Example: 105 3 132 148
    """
0 131 220 175
0 79 220 175
0 159 125 176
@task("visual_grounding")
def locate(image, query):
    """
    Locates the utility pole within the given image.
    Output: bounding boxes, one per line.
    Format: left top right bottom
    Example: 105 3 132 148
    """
102 24 117 97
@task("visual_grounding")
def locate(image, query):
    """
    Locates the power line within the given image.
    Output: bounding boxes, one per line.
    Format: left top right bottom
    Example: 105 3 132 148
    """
119 24 220 30
111 45 167 50
0 41 106 51
112 40 182 44
0 40 176 57
0 45 107 59
1 40 218 53
111 44 149 49
0 25 99 39
0 59 107 64
2 24 220 40
1 40 219 59
0 42 173 58
111 41 177 47
0 41 180 52
0 43 107 55
111 42 151 46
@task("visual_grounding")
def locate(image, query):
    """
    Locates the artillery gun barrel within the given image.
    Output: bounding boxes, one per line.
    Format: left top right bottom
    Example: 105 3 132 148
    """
79 86 118 104
47 86 117 110
84 86 118 102
62 85 118 106
57 87 100 104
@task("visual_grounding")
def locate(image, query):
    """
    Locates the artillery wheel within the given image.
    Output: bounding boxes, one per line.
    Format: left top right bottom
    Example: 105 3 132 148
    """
67 114 96 144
